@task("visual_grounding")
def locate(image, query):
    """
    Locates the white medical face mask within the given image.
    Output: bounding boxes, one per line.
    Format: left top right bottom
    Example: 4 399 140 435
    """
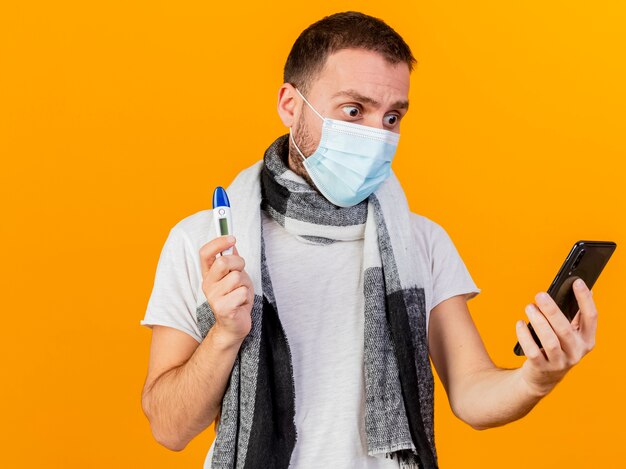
289 88 400 207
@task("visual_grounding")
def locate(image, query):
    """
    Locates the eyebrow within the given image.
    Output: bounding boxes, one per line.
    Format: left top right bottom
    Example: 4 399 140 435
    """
330 89 409 111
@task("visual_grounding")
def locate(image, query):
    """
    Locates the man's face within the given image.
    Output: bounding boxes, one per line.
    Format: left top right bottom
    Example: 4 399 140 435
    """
279 48 411 191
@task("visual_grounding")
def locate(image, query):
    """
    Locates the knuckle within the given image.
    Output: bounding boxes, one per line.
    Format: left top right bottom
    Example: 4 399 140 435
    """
546 306 561 318
203 279 217 293
241 271 252 285
544 341 560 353
239 287 250 303
564 354 579 368
213 256 227 271
230 271 242 284
560 327 575 340
540 336 559 351
526 350 542 360
199 245 210 259
211 298 223 314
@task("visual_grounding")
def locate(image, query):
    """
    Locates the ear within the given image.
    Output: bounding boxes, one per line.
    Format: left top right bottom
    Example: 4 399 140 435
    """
277 83 300 128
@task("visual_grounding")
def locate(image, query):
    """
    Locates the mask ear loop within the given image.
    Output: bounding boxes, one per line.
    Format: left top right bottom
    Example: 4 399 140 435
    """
289 87 325 162
289 127 307 162
294 88 325 121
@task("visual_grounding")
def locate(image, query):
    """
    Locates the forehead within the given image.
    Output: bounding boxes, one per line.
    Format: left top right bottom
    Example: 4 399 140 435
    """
310 48 410 101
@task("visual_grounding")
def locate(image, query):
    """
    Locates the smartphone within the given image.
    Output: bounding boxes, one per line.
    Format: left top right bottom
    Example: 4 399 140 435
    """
513 240 616 356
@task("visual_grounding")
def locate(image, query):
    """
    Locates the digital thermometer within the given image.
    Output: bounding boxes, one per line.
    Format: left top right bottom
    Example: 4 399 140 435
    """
212 186 234 255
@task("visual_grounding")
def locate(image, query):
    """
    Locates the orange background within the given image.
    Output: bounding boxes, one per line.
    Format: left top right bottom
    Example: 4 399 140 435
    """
1 1 624 468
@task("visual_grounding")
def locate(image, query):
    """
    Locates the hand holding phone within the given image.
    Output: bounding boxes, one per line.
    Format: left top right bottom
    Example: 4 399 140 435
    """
513 240 616 356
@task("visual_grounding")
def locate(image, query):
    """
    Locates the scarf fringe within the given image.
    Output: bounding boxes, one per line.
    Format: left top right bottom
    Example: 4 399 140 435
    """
387 448 423 469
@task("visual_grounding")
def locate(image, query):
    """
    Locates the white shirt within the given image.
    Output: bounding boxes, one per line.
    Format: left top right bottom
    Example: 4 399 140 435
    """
141 201 481 468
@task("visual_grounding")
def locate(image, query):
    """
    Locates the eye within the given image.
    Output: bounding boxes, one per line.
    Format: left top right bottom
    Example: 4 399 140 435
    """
341 105 361 118
383 114 400 127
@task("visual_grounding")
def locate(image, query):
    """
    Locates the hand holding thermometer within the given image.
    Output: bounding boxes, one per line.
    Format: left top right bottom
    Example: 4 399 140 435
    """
212 186 234 255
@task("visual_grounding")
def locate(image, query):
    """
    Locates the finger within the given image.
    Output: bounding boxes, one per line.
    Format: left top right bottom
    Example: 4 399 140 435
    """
534 291 577 356
571 309 581 331
222 285 250 309
572 278 598 346
525 303 563 362
516 319 547 361
206 254 246 284
199 235 236 277
214 270 248 297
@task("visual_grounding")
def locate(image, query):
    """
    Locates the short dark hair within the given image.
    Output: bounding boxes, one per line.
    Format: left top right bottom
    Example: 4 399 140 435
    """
283 11 416 94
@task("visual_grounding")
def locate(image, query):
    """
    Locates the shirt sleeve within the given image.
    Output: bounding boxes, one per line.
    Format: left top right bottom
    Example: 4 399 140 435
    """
140 225 203 343
429 221 481 311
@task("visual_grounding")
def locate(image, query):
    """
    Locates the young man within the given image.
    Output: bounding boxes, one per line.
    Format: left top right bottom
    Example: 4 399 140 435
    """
140 11 598 469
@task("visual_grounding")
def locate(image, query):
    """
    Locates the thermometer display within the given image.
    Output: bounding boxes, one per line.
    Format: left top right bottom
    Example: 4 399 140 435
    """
212 186 234 255
218 217 229 235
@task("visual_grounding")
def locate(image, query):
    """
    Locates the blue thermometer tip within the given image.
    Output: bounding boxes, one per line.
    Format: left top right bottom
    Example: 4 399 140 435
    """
212 186 230 208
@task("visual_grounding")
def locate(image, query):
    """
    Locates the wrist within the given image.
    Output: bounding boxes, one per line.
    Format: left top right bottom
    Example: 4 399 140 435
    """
516 365 556 399
208 325 245 352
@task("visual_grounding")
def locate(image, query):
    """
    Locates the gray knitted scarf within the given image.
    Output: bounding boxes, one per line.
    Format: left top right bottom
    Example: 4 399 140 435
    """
195 134 438 469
